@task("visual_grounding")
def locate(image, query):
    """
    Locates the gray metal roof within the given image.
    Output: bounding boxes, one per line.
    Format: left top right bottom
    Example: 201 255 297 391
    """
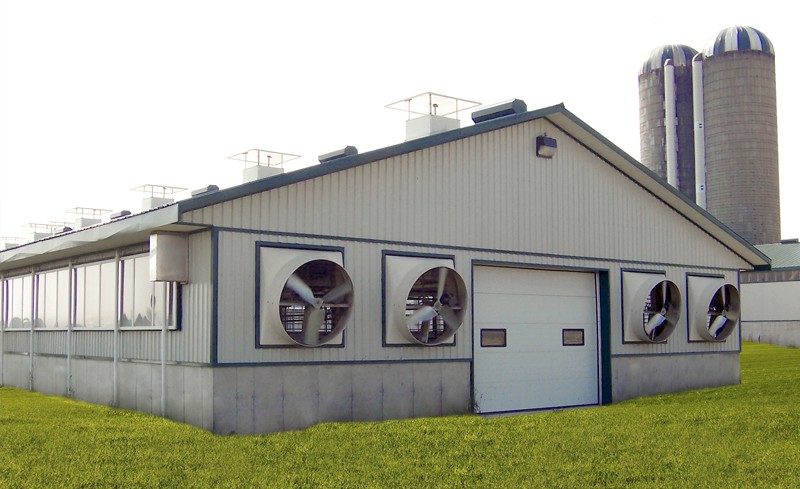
756 241 800 270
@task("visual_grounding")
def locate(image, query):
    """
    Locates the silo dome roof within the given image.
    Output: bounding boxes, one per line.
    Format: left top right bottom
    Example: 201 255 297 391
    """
703 26 774 57
640 45 698 75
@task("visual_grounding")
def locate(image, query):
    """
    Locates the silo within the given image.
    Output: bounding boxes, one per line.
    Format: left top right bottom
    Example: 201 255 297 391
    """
639 44 698 201
701 26 780 245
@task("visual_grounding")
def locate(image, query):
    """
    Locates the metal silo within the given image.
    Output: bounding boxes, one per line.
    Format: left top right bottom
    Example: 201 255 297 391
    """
639 44 698 201
701 26 780 245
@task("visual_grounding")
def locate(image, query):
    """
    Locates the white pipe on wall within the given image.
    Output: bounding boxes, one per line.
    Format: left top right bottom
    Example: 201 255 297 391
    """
664 59 679 189
112 251 120 407
29 270 35 390
692 53 707 209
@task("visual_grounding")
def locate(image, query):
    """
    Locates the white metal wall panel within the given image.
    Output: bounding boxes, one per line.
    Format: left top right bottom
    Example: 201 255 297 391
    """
741 281 800 321
473 266 599 413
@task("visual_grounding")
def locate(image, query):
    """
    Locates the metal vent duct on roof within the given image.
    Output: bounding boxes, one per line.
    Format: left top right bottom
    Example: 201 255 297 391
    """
319 146 358 163
471 99 527 124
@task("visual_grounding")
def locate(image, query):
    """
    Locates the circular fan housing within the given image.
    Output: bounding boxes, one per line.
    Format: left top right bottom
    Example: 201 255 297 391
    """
396 265 468 346
637 280 681 342
277 259 354 347
700 284 740 342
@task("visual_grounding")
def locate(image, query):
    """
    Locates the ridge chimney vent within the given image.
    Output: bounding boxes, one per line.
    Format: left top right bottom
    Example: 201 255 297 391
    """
133 184 186 211
68 207 110 229
387 92 480 141
229 149 296 183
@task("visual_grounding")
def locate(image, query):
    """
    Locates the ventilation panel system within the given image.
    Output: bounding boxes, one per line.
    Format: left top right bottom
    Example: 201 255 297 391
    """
386 92 480 141
259 247 354 347
229 149 296 183
623 272 681 343
132 184 186 211
688 276 740 342
384 255 468 346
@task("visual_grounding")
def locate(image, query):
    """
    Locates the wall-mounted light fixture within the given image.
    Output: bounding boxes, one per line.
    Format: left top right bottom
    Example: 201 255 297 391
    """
536 135 557 158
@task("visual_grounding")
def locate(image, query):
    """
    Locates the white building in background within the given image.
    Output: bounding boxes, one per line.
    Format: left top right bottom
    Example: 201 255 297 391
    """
741 239 800 347
0 99 769 434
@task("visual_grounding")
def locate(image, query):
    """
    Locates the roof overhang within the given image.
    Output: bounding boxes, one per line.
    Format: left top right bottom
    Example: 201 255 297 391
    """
0 205 205 272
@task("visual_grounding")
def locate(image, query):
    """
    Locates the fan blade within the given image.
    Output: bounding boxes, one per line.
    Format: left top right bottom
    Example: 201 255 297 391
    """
419 321 431 342
721 285 728 309
437 267 448 301
439 306 461 333
709 314 727 337
644 313 667 336
286 274 317 305
302 306 325 345
322 281 352 304
407 305 437 326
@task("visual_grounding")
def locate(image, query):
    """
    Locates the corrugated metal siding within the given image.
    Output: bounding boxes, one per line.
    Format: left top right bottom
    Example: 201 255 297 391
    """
184 119 748 271
2 331 29 352
185 119 750 362
71 330 113 358
34 331 67 355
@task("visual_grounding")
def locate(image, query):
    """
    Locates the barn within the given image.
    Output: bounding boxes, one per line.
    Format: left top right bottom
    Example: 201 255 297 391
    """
0 101 769 434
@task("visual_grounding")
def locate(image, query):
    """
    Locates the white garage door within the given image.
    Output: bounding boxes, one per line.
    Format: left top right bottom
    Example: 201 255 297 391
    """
473 266 599 413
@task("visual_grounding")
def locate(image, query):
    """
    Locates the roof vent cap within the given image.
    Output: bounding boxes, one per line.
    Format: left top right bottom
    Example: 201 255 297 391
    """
191 185 219 197
319 146 358 163
471 99 527 124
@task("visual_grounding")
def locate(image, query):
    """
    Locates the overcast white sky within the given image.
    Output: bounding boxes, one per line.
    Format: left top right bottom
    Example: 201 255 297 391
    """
1 1 797 242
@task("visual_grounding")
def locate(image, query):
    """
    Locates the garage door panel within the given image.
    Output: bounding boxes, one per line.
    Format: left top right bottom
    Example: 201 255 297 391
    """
473 266 600 413
474 293 597 324
475 324 596 353
473 267 596 296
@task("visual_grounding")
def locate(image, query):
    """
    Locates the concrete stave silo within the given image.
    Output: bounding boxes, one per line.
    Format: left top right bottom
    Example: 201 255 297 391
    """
638 26 781 245
639 44 698 201
701 26 780 245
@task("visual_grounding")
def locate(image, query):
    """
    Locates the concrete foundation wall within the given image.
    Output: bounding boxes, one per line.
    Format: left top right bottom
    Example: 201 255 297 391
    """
0 354 214 432
1 353 30 389
612 352 739 402
211 361 471 434
742 321 800 348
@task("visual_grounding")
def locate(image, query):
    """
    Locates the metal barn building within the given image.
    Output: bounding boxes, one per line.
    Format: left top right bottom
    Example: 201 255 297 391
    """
0 102 769 434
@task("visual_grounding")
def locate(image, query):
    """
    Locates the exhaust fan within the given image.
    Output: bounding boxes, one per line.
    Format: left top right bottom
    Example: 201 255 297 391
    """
623 272 681 343
688 276 739 342
259 247 354 347
385 255 468 346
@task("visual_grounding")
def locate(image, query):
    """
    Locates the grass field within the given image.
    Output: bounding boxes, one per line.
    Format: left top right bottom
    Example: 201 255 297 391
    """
2 342 799 488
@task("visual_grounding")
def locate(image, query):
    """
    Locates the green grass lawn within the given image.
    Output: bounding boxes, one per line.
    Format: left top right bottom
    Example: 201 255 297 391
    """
2 342 799 488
